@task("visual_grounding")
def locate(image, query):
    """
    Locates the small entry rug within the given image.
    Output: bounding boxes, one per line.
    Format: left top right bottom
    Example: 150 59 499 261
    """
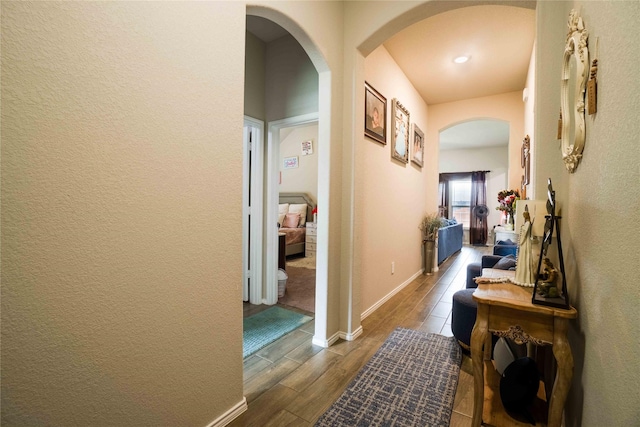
243 306 313 359
315 328 462 426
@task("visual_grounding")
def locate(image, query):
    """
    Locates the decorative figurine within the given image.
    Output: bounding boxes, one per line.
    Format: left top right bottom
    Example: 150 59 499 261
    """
536 258 560 298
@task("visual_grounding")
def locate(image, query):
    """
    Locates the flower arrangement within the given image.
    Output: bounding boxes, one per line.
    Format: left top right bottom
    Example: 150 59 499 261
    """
419 212 445 242
496 189 520 222
312 206 318 223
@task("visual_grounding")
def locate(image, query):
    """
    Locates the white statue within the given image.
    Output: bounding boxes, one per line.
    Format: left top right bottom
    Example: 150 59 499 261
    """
513 205 536 287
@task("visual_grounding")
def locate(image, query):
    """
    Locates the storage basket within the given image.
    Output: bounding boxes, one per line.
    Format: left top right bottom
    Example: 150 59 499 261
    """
277 268 288 298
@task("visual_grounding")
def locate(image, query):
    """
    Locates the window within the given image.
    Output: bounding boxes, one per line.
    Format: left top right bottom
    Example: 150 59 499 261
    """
450 179 471 228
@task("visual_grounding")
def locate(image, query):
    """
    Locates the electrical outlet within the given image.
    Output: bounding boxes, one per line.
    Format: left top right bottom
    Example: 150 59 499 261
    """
391 261 395 274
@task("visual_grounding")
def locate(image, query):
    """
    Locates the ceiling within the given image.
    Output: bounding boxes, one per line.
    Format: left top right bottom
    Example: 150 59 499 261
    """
247 5 536 150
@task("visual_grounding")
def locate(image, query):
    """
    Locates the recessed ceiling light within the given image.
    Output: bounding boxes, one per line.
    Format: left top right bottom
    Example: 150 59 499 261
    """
453 55 470 64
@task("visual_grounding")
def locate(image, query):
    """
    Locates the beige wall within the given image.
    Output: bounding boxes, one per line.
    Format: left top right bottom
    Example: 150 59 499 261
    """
523 41 536 197
266 34 319 122
428 91 525 192
280 124 319 202
3 1 347 424
4 1 638 425
535 2 640 425
1 2 246 425
245 31 266 121
359 45 431 313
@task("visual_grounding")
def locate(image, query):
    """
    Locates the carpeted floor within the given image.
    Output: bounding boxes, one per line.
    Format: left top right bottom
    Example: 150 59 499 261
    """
243 306 313 358
315 327 462 426
286 254 317 269
278 265 315 313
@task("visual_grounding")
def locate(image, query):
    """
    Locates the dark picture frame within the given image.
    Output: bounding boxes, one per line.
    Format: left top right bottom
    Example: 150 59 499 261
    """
411 123 424 168
391 98 410 164
521 135 531 185
364 82 387 144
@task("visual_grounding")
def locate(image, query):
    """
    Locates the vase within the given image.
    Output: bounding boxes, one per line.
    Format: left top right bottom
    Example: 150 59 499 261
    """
424 240 436 275
505 212 515 230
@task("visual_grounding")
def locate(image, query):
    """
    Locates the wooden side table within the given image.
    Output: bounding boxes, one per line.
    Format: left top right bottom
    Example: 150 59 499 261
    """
471 282 577 427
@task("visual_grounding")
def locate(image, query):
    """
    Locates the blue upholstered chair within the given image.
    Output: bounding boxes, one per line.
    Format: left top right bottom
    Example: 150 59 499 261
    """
453 255 506 350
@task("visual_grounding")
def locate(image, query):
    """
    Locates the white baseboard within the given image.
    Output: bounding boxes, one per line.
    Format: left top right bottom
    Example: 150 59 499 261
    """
360 269 423 321
206 397 247 427
340 325 363 341
313 269 422 347
313 330 341 348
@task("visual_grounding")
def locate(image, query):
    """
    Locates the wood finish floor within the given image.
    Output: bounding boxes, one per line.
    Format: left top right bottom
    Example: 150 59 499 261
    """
233 245 492 427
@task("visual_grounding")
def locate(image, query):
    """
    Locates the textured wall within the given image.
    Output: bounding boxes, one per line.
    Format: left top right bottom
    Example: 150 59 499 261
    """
244 31 266 121
360 45 431 313
428 91 525 191
535 2 640 425
1 2 245 425
266 34 319 122
280 124 319 202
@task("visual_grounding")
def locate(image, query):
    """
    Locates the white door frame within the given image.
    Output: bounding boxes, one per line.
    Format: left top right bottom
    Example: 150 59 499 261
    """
243 116 264 304
264 113 319 305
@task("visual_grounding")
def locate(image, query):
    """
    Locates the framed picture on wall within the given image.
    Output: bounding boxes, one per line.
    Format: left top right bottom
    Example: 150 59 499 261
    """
283 156 299 169
364 82 387 144
411 123 424 168
521 135 531 185
391 98 410 164
301 140 313 156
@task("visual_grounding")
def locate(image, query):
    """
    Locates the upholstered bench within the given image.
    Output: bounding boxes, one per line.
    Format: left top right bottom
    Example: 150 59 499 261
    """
453 255 517 350
451 289 477 351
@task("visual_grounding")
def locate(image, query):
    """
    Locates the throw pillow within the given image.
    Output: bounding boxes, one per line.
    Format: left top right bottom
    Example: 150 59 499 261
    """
288 203 308 226
278 203 289 215
496 239 515 246
282 213 301 228
494 255 517 270
278 204 289 226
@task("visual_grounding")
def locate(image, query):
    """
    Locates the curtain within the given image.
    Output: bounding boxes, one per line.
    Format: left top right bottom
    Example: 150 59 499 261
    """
438 176 448 218
470 171 488 245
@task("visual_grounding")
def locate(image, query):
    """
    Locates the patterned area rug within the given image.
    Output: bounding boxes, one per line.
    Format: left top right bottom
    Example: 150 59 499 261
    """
315 328 462 426
243 306 313 359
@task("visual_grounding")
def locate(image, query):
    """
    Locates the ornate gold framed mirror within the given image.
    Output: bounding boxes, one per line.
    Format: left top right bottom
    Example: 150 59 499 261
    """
560 10 589 173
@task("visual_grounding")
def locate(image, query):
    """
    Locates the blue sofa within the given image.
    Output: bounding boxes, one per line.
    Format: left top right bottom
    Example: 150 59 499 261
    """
437 221 463 265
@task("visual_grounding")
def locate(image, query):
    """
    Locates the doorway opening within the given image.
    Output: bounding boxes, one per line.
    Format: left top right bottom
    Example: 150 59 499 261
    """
244 10 331 353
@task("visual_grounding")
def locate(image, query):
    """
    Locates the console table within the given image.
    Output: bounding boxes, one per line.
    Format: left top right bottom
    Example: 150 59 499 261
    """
471 282 577 427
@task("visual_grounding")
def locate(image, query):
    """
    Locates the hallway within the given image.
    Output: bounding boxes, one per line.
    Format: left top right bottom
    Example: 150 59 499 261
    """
233 244 491 426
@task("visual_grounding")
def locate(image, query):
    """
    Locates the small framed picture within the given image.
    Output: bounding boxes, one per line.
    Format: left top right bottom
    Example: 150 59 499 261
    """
391 98 410 164
364 82 387 145
521 135 530 185
411 123 424 168
283 156 299 169
301 140 313 156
